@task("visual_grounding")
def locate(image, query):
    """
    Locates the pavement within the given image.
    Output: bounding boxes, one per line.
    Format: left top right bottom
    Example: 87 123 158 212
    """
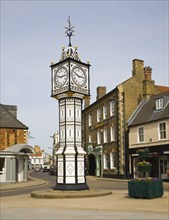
1 173 169 220
0 173 47 192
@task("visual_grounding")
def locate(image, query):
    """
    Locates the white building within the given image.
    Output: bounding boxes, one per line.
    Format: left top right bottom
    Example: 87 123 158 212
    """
0 144 34 183
29 145 51 169
128 91 169 180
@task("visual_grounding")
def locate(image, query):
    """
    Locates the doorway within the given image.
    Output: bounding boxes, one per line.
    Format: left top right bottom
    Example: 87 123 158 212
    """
160 157 168 179
16 159 18 182
88 154 96 176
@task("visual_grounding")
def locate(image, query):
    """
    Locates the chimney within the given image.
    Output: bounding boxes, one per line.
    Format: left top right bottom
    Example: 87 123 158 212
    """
96 86 106 100
4 105 17 118
132 59 144 77
144 66 152 81
143 66 155 99
84 96 90 108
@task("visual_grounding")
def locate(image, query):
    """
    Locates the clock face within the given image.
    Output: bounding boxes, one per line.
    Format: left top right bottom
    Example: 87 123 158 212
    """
72 67 86 87
54 67 68 87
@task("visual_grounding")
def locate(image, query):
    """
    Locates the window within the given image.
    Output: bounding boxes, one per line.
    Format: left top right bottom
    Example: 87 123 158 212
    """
156 98 163 110
0 158 5 172
110 153 117 168
110 99 115 116
89 133 92 143
110 126 115 141
89 114 92 126
97 108 101 122
97 130 101 145
103 153 110 169
103 127 108 143
159 122 166 139
138 127 144 143
103 104 107 119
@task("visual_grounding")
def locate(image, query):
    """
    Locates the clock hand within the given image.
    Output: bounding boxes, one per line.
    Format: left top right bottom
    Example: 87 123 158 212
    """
60 74 66 78
74 72 84 78
57 74 66 78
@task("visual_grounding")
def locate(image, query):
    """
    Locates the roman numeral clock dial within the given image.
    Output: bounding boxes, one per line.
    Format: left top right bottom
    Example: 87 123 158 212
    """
72 66 86 87
54 67 68 87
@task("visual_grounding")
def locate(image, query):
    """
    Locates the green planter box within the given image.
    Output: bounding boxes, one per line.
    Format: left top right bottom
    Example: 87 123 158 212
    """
138 165 151 173
138 151 149 158
128 180 163 199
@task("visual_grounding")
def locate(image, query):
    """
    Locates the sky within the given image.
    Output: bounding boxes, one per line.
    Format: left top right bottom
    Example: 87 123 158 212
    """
1 0 168 155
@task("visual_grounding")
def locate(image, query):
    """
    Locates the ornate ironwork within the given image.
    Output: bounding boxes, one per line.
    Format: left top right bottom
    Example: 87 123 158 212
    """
65 16 75 46
59 17 81 62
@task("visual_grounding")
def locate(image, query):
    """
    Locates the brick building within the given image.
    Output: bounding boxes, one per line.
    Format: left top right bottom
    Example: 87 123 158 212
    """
0 104 34 183
0 104 28 150
82 59 169 179
29 145 52 170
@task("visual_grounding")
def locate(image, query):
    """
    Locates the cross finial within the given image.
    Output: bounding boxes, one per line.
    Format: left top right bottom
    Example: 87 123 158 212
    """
65 16 75 46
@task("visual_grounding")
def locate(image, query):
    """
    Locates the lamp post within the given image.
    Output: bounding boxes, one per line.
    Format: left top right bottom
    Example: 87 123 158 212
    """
50 132 59 167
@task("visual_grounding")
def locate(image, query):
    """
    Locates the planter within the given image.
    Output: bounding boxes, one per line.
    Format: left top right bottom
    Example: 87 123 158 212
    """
138 151 149 158
138 165 151 173
128 180 163 199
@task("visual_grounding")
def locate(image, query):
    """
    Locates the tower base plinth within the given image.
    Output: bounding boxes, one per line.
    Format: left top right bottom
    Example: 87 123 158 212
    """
53 183 89 191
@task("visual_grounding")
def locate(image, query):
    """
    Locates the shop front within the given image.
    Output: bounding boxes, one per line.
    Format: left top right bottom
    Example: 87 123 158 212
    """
129 145 169 180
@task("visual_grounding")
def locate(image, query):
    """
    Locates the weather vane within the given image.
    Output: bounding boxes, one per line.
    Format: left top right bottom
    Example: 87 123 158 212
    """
65 16 75 46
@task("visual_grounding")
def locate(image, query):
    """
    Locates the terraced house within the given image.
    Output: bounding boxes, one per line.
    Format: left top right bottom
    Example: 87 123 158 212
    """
82 59 169 179
128 91 169 180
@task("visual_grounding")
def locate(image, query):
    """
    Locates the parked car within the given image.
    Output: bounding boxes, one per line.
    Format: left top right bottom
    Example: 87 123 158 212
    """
49 166 57 175
43 166 49 172
34 167 41 172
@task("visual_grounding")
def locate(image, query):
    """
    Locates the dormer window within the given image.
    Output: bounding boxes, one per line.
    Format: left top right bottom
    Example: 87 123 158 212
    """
156 98 163 110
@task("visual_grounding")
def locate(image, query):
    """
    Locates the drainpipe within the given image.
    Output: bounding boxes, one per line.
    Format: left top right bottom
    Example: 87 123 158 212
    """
116 94 120 178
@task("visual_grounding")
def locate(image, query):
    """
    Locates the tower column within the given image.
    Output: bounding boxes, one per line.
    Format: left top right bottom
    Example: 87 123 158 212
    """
53 93 89 190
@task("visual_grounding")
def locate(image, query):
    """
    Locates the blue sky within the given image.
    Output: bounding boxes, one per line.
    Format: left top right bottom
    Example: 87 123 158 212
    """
1 0 168 154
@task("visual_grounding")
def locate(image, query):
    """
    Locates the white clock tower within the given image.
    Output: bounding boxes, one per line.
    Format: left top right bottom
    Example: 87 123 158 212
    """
51 17 90 190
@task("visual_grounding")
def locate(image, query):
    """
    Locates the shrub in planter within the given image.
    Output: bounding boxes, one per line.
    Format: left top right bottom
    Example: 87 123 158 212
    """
138 161 151 173
137 148 149 158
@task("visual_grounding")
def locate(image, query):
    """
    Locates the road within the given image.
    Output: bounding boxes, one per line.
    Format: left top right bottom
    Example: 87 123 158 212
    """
1 170 128 197
1 170 168 197
31 170 129 190
24 170 169 191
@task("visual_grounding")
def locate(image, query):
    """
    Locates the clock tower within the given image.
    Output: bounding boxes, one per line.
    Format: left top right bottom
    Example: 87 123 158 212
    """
51 17 90 190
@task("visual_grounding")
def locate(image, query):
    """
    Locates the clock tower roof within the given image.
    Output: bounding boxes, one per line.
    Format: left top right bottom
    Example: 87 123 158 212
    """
60 45 81 62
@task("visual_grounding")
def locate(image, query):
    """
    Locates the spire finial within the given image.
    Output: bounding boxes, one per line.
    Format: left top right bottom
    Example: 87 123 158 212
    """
65 16 75 46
